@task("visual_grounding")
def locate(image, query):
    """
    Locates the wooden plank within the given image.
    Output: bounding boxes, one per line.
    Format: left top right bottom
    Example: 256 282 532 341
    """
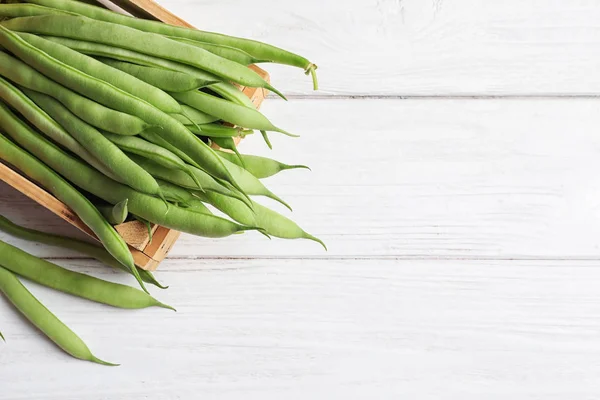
3 258 600 398
6 98 600 259
156 0 600 96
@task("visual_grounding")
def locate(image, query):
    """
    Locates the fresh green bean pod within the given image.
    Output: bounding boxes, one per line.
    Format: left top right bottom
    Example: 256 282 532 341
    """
216 150 310 179
0 265 116 366
0 108 143 290
0 3 72 18
210 137 244 167
99 58 219 92
1 15 285 97
102 131 201 188
41 36 222 82
220 157 292 210
0 239 172 310
19 0 319 89
197 192 325 248
170 90 294 136
0 76 115 178
209 82 256 109
168 36 262 66
0 51 148 135
0 113 260 237
0 28 242 192
140 129 203 169
17 32 182 113
188 123 250 138
97 199 128 225
157 179 193 205
0 214 165 289
24 89 163 197
171 105 219 125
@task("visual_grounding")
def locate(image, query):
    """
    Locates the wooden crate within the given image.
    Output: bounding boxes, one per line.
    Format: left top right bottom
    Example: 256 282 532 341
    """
0 0 269 271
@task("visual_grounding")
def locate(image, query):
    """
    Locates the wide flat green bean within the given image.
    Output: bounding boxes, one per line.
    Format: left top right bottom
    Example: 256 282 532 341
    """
99 58 219 92
18 32 181 113
0 265 116 366
0 75 115 178
24 89 163 197
0 214 165 289
21 0 319 89
0 111 143 291
216 150 310 179
0 112 260 237
2 15 285 97
0 239 172 310
0 51 148 135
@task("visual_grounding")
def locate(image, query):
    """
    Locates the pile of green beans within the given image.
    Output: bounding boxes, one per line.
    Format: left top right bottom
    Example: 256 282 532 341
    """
0 0 323 364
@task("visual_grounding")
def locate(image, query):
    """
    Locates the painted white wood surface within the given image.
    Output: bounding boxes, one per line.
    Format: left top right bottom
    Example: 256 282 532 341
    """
160 0 600 96
3 0 600 398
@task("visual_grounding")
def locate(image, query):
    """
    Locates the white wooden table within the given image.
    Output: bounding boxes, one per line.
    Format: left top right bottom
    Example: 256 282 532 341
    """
3 0 600 398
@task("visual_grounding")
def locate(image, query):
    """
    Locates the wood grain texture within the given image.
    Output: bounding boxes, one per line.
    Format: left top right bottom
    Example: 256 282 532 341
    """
4 98 600 259
3 258 600 399
156 0 600 96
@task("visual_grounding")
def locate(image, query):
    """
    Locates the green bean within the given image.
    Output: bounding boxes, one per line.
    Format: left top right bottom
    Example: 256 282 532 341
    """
219 157 292 210
140 129 202 169
0 265 116 366
101 131 201 188
0 51 148 136
42 36 221 82
0 75 115 178
97 199 128 225
130 154 248 205
186 198 212 214
216 150 310 179
170 90 295 136
17 32 181 113
210 137 244 167
0 239 172 310
168 36 262 66
197 192 325 248
99 58 219 92
157 179 193 205
0 109 143 290
209 82 256 109
0 3 71 18
170 105 219 125
0 29 242 192
188 123 251 138
0 112 260 237
0 214 165 289
2 15 286 98
24 89 164 197
21 0 319 89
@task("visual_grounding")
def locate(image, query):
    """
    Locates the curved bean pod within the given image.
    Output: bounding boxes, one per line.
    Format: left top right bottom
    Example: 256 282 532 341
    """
170 90 294 136
0 75 115 178
99 58 219 92
102 131 201 188
24 89 163 197
0 265 116 366
1 15 285 97
168 36 261 66
0 109 143 291
197 192 325 248
216 150 310 179
0 51 148 135
209 82 256 109
210 137 244 167
0 214 165 289
17 32 181 113
21 0 319 88
220 156 292 210
97 199 128 225
188 123 250 138
0 239 172 310
171 105 219 125
0 113 260 237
